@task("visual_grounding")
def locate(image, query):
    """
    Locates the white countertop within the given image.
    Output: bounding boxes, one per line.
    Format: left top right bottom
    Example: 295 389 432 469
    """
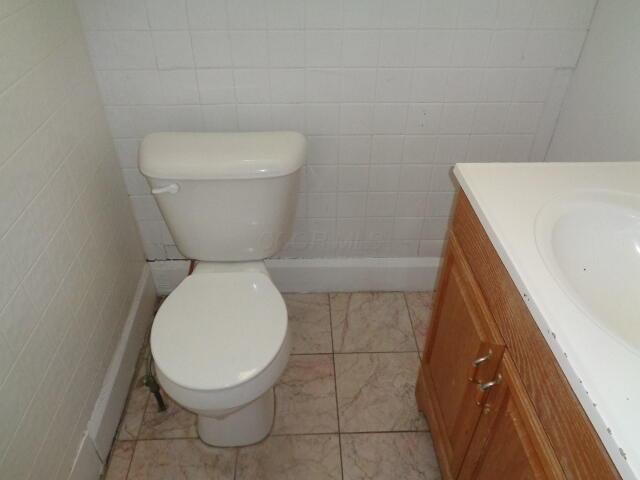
454 162 640 479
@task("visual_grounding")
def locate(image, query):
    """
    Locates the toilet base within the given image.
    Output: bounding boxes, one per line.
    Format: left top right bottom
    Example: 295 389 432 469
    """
197 388 275 447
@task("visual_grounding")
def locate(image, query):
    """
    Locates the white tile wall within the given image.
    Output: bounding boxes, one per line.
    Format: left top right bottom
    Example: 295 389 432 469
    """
546 0 640 165
76 0 597 259
0 0 145 478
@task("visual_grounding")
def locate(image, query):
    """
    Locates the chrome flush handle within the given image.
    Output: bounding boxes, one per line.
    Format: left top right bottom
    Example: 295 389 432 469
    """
151 183 180 195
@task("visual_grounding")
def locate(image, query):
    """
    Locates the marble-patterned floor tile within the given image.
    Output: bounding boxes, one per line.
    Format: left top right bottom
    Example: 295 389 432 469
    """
273 354 338 434
127 439 236 480
104 441 135 480
330 292 416 352
117 351 150 440
335 352 427 432
284 293 333 354
405 292 434 351
138 392 197 439
341 432 441 480
236 434 342 480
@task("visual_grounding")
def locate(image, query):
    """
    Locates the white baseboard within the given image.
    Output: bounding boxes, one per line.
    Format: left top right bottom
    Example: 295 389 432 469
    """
149 257 441 294
267 257 441 292
68 434 102 480
85 264 157 463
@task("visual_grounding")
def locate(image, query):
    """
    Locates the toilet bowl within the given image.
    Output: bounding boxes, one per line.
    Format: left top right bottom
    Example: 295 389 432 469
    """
151 262 290 446
139 131 306 447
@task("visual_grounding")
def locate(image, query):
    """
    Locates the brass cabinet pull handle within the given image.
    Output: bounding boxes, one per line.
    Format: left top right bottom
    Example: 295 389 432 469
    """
472 350 493 367
479 374 502 391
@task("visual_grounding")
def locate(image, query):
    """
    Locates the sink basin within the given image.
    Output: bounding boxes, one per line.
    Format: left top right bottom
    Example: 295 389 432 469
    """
535 190 640 355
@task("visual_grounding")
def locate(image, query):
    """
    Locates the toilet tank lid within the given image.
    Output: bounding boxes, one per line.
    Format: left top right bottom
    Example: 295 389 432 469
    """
139 131 306 180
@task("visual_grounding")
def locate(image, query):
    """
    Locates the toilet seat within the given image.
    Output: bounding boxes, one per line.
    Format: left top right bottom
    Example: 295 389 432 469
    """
151 271 288 392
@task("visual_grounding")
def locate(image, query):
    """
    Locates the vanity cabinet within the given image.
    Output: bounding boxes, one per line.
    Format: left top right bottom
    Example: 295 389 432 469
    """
416 192 620 480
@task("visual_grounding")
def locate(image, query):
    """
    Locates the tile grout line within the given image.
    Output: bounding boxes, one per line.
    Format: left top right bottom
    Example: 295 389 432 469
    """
327 292 345 480
123 438 139 480
291 349 419 355
333 351 422 357
232 444 240 480
127 429 430 443
116 345 152 479
124 346 153 479
128 436 204 443
403 291 423 353
402 292 431 434
272 428 428 436
134 355 154 439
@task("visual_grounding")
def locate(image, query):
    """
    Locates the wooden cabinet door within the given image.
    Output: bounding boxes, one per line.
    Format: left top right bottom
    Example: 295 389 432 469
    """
458 353 564 480
420 234 505 478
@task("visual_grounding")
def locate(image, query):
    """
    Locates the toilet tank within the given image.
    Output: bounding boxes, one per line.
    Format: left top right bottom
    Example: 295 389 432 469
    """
139 131 306 261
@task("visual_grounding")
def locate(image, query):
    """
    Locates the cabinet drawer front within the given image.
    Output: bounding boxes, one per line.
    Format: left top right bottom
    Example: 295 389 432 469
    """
422 233 505 477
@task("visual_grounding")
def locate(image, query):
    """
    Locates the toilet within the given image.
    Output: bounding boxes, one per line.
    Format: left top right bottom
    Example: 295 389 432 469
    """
138 131 306 447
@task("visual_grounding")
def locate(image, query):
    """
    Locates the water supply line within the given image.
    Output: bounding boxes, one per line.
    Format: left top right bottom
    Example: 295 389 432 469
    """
143 353 167 412
142 318 167 412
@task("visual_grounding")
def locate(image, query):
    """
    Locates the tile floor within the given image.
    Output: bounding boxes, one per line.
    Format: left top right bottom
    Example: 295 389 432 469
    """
104 291 440 480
